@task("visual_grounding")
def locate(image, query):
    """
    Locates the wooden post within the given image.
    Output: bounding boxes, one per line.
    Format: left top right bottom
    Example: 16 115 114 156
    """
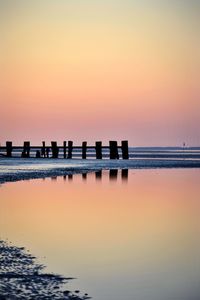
42 141 46 158
6 141 13 157
63 141 67 158
51 141 59 158
67 141 73 159
46 146 50 158
95 141 102 159
82 141 87 159
23 141 30 158
121 140 129 159
109 141 119 159
36 150 41 158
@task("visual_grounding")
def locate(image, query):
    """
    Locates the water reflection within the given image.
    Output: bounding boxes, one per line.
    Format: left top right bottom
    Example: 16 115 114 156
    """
50 169 129 182
95 170 102 180
68 174 73 181
1 169 200 300
121 168 128 181
109 169 118 181
82 173 87 180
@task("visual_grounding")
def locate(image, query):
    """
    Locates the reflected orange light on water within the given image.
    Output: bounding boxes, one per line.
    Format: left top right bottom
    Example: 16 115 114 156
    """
0 169 200 299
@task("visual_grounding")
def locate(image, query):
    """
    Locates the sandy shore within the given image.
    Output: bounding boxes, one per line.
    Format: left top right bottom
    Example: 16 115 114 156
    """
0 240 90 300
0 157 200 184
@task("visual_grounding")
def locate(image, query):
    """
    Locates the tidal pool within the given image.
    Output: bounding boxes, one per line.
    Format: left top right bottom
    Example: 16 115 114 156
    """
0 169 200 300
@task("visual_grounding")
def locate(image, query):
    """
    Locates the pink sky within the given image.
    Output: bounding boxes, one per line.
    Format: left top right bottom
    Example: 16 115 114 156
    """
0 1 199 146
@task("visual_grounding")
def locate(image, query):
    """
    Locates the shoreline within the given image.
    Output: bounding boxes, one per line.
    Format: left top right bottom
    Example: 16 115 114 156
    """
0 157 200 185
0 240 90 299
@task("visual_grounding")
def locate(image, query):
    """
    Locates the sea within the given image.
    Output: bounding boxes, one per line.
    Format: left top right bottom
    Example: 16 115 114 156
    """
0 165 200 299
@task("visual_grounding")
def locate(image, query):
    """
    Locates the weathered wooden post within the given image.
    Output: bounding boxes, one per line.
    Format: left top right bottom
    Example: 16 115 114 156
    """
63 141 67 158
46 147 50 158
82 141 87 159
109 141 119 159
109 169 118 180
42 141 46 158
121 140 129 159
6 141 13 157
36 150 41 158
95 141 102 159
67 141 73 159
23 141 30 158
51 141 59 158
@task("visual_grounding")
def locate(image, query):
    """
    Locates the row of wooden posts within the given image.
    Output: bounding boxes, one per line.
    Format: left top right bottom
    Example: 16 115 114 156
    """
3 141 129 159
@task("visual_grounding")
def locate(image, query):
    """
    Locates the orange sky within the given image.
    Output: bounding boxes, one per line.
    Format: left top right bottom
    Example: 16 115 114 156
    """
0 1 199 146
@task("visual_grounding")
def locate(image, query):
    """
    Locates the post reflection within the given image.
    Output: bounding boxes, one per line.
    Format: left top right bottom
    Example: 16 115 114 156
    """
122 169 128 181
68 174 73 181
109 169 118 181
82 173 87 180
50 169 129 182
95 170 102 180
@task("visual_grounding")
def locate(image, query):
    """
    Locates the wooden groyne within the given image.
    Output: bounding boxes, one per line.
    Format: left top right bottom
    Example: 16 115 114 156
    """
0 141 129 160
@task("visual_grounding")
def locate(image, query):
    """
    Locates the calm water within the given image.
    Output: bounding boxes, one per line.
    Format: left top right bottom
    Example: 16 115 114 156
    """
0 169 200 300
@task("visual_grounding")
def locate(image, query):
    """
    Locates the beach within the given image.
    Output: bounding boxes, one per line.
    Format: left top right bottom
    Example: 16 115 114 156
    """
1 0 200 298
1 151 200 184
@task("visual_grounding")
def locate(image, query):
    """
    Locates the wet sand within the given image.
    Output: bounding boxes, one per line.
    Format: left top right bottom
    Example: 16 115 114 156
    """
1 157 200 185
0 240 90 299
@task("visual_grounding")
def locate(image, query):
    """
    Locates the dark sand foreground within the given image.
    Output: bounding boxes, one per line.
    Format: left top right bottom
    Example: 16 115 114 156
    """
0 240 90 300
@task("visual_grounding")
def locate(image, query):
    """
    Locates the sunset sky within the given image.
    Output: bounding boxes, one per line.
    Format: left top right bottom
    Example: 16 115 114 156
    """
0 0 199 146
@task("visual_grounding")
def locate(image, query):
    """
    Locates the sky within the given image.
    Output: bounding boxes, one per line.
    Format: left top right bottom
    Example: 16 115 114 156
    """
0 0 199 146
